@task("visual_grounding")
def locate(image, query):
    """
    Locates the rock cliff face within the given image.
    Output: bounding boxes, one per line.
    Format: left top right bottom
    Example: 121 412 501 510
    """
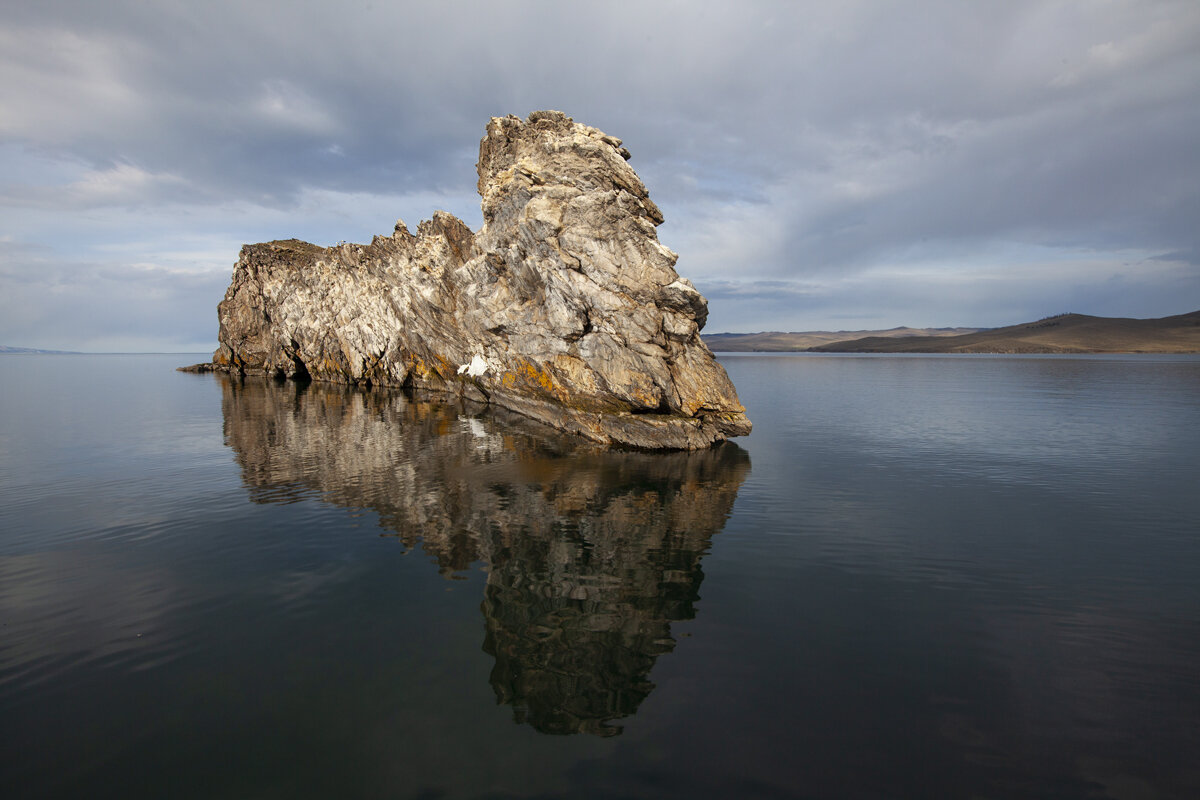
205 110 750 449
219 375 750 735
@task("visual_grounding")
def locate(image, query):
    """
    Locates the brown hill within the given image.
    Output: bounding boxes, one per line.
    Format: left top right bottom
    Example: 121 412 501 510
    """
702 326 981 352
809 311 1200 354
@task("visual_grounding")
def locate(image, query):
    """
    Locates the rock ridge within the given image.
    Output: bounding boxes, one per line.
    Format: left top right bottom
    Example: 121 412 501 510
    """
197 110 751 449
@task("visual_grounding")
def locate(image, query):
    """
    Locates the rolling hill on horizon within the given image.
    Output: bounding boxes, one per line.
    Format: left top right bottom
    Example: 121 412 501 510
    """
808 311 1200 353
703 326 984 352
0 345 81 354
705 311 1200 354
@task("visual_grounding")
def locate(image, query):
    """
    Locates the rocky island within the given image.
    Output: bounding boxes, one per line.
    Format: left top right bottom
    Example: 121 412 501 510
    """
187 111 750 449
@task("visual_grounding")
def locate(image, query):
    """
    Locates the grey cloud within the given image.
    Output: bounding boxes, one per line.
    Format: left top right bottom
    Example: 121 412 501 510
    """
1152 249 1200 266
0 243 227 351
697 255 1200 333
1 0 1198 345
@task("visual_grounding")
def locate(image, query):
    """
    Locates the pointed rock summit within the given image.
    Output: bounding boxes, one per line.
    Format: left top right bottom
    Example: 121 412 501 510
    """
201 111 751 449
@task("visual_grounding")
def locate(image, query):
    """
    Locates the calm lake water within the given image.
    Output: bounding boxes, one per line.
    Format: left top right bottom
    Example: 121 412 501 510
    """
2 352 1198 799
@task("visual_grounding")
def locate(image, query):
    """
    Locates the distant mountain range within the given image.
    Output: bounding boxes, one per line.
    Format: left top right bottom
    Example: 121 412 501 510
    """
704 311 1200 354
0 345 80 354
703 326 984 352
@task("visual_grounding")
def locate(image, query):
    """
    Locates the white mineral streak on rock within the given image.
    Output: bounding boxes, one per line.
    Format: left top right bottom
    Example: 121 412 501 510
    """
209 110 751 449
458 354 488 377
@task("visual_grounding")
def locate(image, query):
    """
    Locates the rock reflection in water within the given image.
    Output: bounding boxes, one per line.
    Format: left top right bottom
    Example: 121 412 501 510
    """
219 376 750 736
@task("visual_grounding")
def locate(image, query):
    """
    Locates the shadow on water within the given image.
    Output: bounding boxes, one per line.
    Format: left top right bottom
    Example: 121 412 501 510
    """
218 374 750 736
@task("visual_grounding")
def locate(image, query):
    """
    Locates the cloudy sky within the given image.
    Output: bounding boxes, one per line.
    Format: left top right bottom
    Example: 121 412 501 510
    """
2 0 1198 350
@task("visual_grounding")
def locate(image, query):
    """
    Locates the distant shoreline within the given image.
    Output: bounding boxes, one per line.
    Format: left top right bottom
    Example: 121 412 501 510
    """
703 310 1200 354
0 346 82 355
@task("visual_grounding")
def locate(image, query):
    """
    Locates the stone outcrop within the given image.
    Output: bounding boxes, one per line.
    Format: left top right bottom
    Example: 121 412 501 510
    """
197 110 750 449
218 374 751 735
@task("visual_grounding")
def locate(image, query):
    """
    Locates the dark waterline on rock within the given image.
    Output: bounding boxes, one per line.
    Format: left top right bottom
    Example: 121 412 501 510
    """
2 353 1198 799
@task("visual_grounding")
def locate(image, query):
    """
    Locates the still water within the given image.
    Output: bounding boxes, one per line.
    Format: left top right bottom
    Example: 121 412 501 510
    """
1 353 1198 799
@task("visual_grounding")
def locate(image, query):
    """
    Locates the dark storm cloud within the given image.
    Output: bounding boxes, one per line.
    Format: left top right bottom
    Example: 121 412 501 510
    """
1 0 1198 346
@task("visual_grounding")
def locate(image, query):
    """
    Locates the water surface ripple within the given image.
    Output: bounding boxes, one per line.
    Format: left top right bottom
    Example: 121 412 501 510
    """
1 352 1198 799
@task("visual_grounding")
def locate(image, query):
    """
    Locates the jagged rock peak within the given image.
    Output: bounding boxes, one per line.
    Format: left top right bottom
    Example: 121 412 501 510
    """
199 110 751 449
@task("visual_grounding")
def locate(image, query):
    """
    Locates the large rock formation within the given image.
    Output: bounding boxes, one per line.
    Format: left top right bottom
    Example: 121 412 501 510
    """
200 110 750 449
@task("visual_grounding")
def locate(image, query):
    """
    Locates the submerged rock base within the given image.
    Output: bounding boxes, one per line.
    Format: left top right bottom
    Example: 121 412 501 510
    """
193 111 750 449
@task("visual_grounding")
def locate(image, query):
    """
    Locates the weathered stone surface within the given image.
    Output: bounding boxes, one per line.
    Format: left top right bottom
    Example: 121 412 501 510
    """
200 111 750 449
176 362 218 373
